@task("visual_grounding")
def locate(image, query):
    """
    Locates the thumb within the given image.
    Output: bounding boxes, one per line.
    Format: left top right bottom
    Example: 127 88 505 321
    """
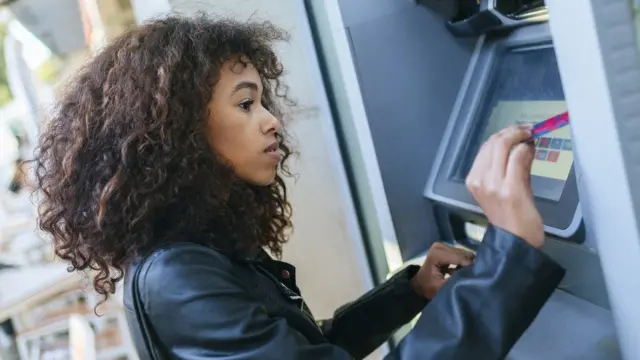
506 142 535 183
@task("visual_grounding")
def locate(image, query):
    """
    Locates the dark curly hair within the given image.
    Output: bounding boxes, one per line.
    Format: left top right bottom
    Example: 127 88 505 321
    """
34 15 294 304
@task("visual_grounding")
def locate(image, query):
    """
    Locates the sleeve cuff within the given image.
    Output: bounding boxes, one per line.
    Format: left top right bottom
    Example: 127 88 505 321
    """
480 226 566 280
389 265 429 312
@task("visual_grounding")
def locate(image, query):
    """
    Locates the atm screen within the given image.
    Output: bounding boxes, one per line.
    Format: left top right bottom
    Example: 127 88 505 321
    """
427 24 582 237
460 44 572 201
480 101 573 187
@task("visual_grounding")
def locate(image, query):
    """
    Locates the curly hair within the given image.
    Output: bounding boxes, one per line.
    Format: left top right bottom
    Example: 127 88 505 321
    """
35 15 294 304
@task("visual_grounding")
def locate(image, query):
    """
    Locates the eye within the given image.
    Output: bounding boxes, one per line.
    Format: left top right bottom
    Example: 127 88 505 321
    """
238 99 254 112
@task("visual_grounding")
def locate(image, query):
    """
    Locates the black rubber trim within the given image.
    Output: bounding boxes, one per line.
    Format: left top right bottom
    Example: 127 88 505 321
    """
446 10 503 37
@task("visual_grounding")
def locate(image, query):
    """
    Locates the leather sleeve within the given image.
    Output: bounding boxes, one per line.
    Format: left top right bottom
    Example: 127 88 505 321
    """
386 226 566 360
141 246 354 359
320 266 427 359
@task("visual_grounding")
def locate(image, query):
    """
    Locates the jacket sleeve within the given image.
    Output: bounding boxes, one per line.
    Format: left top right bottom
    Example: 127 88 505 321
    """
319 266 427 359
386 226 566 360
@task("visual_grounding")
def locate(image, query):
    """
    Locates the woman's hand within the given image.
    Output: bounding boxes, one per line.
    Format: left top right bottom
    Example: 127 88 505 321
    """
411 243 475 300
466 124 544 248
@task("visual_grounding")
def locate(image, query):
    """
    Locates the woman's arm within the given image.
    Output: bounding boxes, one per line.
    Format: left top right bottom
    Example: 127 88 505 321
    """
317 265 427 359
319 243 474 359
387 124 565 359
389 226 565 360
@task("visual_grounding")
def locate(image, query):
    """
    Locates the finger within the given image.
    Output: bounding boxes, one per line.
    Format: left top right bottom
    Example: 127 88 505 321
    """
491 125 533 178
429 245 475 267
506 142 535 184
452 247 475 265
442 244 476 264
430 242 475 263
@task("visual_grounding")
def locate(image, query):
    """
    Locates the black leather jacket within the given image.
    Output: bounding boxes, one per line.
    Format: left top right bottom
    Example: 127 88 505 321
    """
123 226 565 359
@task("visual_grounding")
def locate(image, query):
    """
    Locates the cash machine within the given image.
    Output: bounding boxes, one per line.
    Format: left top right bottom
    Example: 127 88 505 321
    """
306 0 628 358
424 15 619 360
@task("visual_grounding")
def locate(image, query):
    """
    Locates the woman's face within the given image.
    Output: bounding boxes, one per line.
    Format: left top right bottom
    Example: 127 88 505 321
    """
207 60 282 186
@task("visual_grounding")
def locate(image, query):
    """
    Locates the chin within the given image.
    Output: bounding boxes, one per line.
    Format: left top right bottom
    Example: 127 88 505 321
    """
247 172 277 187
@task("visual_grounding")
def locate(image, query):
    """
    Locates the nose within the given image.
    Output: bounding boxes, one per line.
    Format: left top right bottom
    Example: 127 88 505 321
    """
261 108 281 134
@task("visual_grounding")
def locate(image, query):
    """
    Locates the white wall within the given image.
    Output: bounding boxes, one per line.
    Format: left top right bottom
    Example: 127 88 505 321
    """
129 0 377 327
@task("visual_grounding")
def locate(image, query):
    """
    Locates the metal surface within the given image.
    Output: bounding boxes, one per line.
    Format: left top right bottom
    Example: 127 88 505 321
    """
547 0 640 358
304 0 405 283
507 290 620 360
335 0 476 260
402 249 618 359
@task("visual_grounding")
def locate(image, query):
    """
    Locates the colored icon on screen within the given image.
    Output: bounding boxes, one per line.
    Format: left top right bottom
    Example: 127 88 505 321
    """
550 138 564 150
538 137 551 148
536 149 548 161
547 150 560 163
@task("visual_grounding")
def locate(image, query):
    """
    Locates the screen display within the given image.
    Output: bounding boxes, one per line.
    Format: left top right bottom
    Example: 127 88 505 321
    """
480 100 573 183
458 45 572 201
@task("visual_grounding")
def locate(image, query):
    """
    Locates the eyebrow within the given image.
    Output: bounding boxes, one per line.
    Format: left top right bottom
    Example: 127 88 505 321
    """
232 81 259 94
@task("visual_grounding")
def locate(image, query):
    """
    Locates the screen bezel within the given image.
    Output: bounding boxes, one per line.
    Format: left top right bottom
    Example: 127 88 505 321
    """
424 23 582 239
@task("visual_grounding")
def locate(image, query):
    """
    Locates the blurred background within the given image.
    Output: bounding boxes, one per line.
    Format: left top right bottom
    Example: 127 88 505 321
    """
0 1 139 359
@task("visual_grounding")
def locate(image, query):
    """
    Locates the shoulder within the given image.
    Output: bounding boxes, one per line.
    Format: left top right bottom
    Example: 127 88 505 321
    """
130 243 276 355
141 242 236 278
136 243 252 309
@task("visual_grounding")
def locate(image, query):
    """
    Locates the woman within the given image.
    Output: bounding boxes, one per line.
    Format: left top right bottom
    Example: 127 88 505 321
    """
35 16 564 359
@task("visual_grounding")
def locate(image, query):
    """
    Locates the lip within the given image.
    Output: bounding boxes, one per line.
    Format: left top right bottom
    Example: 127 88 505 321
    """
264 141 281 162
264 141 279 152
